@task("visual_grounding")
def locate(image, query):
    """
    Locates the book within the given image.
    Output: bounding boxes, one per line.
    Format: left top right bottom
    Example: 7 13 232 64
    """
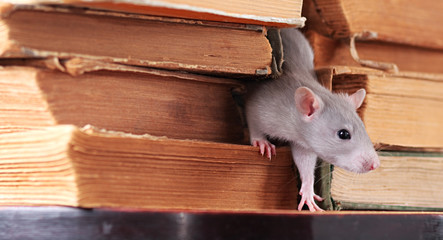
303 0 443 49
0 59 246 144
318 152 443 210
306 31 443 75
6 0 305 27
0 125 297 210
317 66 443 151
0 4 273 77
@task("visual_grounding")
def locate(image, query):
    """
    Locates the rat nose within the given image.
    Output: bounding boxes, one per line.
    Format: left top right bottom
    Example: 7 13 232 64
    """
370 161 380 171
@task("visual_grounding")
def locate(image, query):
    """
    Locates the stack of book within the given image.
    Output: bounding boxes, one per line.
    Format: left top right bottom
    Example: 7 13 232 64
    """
3 0 442 213
303 0 443 210
0 0 306 210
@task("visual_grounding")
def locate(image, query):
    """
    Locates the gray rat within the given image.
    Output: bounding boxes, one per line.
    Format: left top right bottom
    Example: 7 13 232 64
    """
245 28 380 211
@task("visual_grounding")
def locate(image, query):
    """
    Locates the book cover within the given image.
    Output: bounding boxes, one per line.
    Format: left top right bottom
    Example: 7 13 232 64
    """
303 0 443 49
0 125 298 210
0 59 246 143
0 4 273 76
5 0 306 27
306 31 443 75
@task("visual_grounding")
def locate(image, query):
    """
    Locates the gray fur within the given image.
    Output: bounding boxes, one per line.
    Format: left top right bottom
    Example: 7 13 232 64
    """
245 28 379 210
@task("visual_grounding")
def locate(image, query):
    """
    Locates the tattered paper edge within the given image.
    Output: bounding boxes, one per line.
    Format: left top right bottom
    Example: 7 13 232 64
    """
266 28 284 79
321 152 443 211
316 65 443 84
1 4 274 77
4 0 306 27
349 31 399 73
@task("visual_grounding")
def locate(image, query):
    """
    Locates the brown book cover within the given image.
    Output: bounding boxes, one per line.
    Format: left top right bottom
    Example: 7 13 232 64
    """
306 31 443 75
303 0 443 49
0 125 298 210
0 59 246 144
0 4 273 77
4 0 305 27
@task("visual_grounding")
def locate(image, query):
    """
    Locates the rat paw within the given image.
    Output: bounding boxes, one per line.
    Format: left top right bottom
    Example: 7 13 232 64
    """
298 190 324 212
252 139 276 160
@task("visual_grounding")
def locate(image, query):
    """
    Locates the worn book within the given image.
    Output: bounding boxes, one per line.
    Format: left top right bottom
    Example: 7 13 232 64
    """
317 152 443 210
316 66 443 151
7 0 305 27
0 4 273 77
0 125 297 210
306 31 443 75
0 59 246 143
303 0 443 49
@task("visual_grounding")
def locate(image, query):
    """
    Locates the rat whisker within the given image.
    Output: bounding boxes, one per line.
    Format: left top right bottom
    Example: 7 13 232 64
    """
315 170 333 186
244 28 378 212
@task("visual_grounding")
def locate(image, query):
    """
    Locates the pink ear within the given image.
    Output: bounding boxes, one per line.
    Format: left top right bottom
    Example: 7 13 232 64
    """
294 87 322 120
349 88 366 109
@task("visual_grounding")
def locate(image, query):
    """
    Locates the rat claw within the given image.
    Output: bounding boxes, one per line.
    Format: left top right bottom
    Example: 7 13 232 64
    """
271 145 277 156
314 194 324 202
310 200 324 212
266 145 272 159
297 197 306 211
298 190 324 212
252 139 276 160
259 144 265 156
315 204 325 212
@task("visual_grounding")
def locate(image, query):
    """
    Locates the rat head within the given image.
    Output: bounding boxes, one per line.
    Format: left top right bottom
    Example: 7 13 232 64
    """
294 87 380 173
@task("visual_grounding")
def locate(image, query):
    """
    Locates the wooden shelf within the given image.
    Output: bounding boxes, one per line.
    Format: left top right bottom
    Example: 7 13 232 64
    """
1 207 442 239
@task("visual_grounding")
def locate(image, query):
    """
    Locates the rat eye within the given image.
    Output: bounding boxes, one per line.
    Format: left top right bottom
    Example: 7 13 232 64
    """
337 129 351 140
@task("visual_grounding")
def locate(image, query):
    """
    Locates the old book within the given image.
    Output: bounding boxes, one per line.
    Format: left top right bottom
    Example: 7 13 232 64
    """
306 31 443 75
0 4 273 77
317 66 443 151
0 125 297 210
317 152 443 210
0 59 246 143
7 0 305 27
303 0 443 49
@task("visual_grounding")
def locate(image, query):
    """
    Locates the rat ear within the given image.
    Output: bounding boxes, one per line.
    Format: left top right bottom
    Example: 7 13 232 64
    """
294 87 322 121
348 88 366 109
